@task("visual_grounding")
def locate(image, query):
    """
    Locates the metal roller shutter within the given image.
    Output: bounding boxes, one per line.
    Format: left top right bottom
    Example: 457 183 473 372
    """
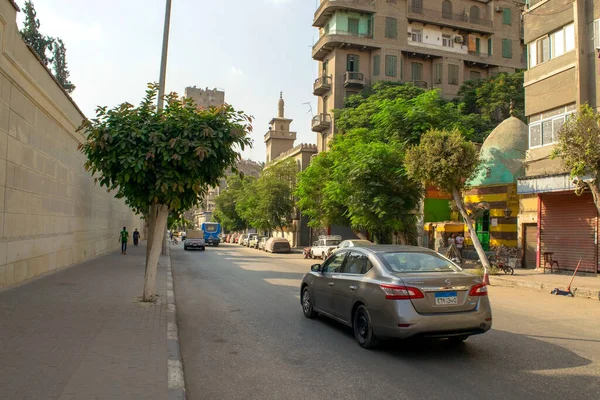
540 192 598 273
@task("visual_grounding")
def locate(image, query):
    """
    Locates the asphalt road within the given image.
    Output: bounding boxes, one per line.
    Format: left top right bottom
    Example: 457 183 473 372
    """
171 243 600 400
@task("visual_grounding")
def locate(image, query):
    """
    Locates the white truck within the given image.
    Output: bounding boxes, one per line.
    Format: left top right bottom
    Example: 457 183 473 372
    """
310 235 342 260
184 230 205 251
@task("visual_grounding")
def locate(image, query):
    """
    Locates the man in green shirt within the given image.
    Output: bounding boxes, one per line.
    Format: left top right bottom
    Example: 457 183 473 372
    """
120 227 129 254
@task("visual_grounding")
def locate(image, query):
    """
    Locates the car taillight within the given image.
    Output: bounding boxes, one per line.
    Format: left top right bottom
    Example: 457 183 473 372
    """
469 283 488 296
380 284 424 300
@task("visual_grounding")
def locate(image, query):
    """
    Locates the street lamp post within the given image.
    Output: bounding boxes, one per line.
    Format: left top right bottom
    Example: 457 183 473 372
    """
157 0 172 111
158 0 172 256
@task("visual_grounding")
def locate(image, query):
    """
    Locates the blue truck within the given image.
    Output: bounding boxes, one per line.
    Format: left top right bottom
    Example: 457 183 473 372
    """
201 222 221 246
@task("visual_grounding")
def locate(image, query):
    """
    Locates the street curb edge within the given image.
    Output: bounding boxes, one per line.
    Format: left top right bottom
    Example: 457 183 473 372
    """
490 276 600 301
165 243 187 400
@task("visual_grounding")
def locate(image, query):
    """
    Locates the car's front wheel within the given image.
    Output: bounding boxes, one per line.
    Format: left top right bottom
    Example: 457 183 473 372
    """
353 305 379 349
301 288 317 318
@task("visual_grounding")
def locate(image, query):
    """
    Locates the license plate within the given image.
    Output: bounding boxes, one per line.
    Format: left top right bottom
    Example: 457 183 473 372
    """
435 291 458 305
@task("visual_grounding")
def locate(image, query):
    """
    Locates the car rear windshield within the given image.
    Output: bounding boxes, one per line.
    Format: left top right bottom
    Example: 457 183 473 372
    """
204 224 218 232
325 240 341 246
381 252 462 273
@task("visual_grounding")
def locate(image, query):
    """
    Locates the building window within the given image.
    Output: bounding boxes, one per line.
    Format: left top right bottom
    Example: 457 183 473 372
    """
412 0 423 13
346 54 359 72
528 104 576 148
470 71 481 81
442 1 453 19
367 16 373 36
528 23 574 68
348 18 359 35
470 6 480 22
488 38 493 55
324 23 329 35
434 63 442 84
503 8 512 25
411 62 423 81
411 29 423 43
385 55 397 77
448 64 459 85
386 17 398 39
373 55 380 76
442 34 453 48
502 38 513 58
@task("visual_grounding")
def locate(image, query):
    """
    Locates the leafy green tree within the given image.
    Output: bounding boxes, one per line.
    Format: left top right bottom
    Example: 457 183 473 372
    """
78 83 252 301
213 175 252 232
457 71 525 124
552 105 600 214
405 128 490 272
295 152 347 229
52 38 75 94
237 159 297 232
20 1 54 66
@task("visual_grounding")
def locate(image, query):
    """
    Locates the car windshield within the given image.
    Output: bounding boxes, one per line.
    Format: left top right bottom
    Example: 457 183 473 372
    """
204 224 218 232
325 240 341 246
380 252 462 273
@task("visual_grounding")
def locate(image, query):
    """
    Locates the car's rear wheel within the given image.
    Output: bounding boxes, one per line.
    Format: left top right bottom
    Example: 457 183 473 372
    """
353 305 378 349
301 288 317 318
184 246 187 251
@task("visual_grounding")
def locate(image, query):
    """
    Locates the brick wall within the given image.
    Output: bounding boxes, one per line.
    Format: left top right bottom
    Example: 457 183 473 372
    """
0 0 143 288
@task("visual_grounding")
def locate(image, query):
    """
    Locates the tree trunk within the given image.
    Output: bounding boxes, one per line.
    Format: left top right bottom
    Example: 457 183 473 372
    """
352 230 369 240
452 189 490 272
146 204 157 263
143 204 169 302
587 180 600 217
416 199 425 247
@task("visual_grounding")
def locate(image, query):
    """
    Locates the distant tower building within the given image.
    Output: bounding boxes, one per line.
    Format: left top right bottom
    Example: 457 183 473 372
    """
184 86 225 107
264 92 297 163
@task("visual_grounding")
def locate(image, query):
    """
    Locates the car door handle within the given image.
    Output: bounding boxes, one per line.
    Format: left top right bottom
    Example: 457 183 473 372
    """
328 282 335 287
349 285 357 291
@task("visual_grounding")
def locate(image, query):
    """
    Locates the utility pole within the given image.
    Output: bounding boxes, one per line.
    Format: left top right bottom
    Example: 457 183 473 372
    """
157 0 172 111
158 0 172 256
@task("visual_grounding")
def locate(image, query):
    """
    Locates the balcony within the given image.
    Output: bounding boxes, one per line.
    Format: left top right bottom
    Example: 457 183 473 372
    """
344 71 365 88
313 75 332 96
312 29 378 60
311 113 332 132
313 0 375 27
468 51 491 59
407 6 494 35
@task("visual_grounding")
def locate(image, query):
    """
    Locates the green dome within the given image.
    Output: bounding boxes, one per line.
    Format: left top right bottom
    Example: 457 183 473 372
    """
470 117 528 187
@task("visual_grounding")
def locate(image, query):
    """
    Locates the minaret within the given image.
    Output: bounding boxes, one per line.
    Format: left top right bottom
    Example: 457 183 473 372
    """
264 92 297 163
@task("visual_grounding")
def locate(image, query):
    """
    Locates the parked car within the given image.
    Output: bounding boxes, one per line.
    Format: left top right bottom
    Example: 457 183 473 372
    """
337 239 373 249
238 234 248 245
184 230 205 251
258 237 269 251
242 234 254 247
264 237 291 253
300 245 491 349
248 235 263 249
230 234 239 244
310 235 342 259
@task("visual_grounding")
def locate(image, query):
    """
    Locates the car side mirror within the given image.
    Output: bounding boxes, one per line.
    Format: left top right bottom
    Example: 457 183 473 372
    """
310 264 322 273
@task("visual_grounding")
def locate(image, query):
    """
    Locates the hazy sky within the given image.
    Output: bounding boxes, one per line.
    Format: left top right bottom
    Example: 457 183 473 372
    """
17 0 320 163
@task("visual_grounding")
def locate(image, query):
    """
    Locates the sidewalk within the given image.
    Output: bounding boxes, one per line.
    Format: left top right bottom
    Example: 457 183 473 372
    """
0 241 168 399
489 268 600 301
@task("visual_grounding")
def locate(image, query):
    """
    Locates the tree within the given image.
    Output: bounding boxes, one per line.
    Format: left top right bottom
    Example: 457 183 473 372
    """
213 175 252 232
52 38 75 94
405 128 490 272
20 1 54 66
78 83 252 301
237 159 297 232
457 71 525 125
552 105 600 215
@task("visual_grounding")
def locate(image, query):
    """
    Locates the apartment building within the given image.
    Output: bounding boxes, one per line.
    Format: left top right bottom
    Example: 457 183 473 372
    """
517 0 600 273
311 0 526 152
184 86 225 107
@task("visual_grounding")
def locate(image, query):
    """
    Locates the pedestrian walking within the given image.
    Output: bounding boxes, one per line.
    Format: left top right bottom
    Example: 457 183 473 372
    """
120 226 129 254
455 233 465 257
133 228 140 246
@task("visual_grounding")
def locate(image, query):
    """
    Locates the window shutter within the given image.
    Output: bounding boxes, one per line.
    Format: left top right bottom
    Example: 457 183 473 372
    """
502 39 512 58
488 38 493 55
386 17 398 38
374 55 380 76
503 8 512 25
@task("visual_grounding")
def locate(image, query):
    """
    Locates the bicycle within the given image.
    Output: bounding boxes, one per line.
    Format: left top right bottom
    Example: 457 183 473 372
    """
489 246 514 275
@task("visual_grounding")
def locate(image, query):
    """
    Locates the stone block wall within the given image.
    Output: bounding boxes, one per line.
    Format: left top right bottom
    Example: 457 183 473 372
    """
0 0 143 288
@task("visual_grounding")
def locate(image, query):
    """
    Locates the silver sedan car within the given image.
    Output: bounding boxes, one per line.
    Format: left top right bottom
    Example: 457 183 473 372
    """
300 245 492 349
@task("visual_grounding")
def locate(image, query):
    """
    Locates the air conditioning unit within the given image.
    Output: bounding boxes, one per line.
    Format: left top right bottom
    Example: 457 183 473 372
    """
495 6 503 12
454 36 464 43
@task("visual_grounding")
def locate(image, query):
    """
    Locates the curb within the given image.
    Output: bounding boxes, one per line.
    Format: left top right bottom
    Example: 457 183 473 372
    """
165 244 187 400
489 275 600 301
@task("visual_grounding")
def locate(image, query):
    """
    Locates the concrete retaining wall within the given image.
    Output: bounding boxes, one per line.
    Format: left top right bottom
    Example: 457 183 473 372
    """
0 0 142 288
